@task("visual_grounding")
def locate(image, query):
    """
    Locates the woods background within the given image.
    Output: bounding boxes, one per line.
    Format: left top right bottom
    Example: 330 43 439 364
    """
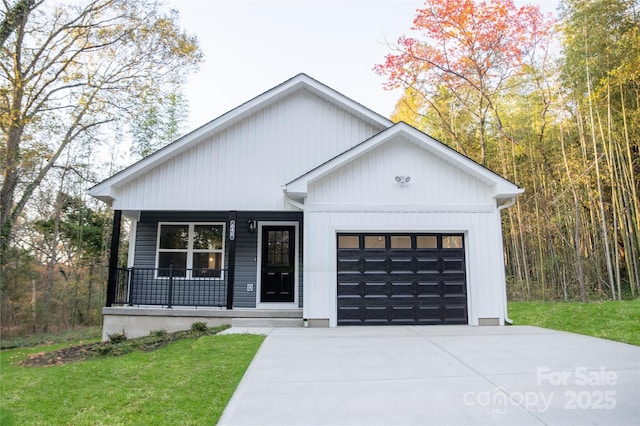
1 0 638 337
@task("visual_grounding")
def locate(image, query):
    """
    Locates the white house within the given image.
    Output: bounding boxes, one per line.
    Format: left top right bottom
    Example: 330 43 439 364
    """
89 74 523 339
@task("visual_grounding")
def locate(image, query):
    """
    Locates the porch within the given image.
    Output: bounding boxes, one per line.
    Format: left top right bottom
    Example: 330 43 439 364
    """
102 307 304 340
111 266 229 309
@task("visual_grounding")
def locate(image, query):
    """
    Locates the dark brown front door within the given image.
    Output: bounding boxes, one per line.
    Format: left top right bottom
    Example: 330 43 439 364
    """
261 226 295 303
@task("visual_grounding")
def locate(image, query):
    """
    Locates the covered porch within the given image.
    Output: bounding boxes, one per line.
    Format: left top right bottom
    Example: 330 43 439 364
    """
101 209 304 339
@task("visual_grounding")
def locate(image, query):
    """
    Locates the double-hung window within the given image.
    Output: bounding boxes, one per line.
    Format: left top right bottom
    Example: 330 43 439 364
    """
156 223 225 278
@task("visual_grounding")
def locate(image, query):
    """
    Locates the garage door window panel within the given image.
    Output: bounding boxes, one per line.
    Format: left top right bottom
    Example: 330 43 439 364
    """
390 236 411 249
364 235 386 249
442 236 463 248
416 236 438 249
338 235 360 249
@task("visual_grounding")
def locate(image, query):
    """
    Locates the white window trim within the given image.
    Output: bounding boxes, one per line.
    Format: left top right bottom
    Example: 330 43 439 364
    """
155 222 226 279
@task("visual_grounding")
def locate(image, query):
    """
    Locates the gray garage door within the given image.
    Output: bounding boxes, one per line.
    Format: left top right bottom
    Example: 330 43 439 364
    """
337 233 467 325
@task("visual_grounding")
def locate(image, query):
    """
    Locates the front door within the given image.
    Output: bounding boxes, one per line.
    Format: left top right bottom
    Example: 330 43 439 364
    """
261 226 295 302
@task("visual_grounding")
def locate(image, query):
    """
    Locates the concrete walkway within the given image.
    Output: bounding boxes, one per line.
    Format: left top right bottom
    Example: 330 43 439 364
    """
218 326 640 425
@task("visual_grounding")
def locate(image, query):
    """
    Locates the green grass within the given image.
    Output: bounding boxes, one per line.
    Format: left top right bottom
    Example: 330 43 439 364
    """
508 299 640 346
1 326 102 350
1 332 264 425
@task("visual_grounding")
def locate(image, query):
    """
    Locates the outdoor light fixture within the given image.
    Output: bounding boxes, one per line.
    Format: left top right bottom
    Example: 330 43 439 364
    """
395 176 410 184
248 220 257 233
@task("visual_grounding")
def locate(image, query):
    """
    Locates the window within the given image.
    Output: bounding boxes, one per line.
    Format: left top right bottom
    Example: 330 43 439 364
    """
416 236 438 249
390 236 411 249
364 235 386 249
337 235 359 249
442 236 463 249
266 229 291 266
157 223 225 278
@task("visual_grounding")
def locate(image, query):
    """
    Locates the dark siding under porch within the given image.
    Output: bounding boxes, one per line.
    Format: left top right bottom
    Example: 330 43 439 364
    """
134 211 303 308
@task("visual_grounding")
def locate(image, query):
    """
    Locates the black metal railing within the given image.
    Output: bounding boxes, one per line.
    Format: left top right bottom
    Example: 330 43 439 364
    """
112 266 227 308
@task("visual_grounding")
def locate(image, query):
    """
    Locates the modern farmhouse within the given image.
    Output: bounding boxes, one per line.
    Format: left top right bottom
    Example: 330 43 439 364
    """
88 74 523 339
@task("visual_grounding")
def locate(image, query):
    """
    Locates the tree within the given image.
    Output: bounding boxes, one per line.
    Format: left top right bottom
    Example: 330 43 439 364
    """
375 0 554 165
559 0 640 298
0 0 202 260
31 188 110 331
377 0 639 301
0 0 41 47
129 86 189 159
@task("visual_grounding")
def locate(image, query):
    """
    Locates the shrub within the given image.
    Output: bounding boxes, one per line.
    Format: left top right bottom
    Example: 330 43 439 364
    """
149 329 168 338
190 322 208 332
107 332 127 344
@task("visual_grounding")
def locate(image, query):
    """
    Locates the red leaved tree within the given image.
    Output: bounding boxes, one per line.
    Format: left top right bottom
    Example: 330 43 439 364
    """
374 0 554 165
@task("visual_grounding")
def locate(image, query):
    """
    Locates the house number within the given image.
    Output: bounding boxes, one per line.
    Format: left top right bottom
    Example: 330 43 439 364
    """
229 220 236 240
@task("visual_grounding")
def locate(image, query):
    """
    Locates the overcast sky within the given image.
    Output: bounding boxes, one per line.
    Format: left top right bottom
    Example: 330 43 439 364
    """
167 0 560 132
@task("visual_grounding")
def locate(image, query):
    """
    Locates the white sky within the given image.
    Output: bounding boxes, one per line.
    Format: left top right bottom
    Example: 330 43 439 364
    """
167 0 560 132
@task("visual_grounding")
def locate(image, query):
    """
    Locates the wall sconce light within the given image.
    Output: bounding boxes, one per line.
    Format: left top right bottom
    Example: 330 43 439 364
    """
248 220 257 233
395 176 411 185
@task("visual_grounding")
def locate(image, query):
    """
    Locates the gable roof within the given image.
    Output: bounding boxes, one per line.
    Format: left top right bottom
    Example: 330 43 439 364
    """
283 122 524 202
88 73 393 204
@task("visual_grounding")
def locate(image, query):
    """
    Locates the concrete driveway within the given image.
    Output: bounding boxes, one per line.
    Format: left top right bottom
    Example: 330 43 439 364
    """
218 326 640 425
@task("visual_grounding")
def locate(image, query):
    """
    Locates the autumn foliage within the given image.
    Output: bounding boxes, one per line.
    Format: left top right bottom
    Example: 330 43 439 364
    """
376 0 640 302
375 0 554 92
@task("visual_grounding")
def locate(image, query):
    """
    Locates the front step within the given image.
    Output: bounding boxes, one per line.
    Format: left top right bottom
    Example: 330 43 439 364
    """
231 317 304 327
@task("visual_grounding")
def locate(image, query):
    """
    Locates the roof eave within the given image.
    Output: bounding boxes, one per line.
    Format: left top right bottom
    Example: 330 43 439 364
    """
494 187 525 202
92 194 115 206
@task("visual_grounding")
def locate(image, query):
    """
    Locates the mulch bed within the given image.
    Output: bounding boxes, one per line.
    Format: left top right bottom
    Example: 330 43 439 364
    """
18 327 222 367
20 343 104 367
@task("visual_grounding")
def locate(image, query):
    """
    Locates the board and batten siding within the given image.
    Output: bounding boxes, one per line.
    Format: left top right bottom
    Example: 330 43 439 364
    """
303 209 506 327
133 211 303 308
306 137 494 207
299 136 508 326
113 89 384 211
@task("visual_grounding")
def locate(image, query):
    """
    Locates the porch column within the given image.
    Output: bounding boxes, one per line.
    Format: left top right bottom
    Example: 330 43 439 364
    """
226 211 237 309
106 209 122 307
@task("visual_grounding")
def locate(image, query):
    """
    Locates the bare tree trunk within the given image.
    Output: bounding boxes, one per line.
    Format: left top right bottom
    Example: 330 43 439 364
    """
31 279 37 334
42 189 64 333
509 143 531 299
619 85 639 296
560 121 587 301
580 34 616 299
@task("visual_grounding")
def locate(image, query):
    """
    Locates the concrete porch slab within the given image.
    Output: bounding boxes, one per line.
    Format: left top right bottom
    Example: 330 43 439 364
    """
101 307 302 340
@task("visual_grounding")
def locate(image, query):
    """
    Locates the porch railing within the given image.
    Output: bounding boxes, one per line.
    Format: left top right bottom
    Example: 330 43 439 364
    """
112 266 227 308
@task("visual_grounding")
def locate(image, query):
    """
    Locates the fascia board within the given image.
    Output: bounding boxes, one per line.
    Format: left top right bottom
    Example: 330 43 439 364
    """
86 184 116 205
92 194 115 206
494 186 526 200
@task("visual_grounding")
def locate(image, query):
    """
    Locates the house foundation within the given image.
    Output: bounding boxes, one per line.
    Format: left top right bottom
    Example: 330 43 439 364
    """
102 307 304 341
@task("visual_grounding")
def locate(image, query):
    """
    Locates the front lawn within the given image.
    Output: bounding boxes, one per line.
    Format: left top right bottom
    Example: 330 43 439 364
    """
1 332 264 425
508 299 640 346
